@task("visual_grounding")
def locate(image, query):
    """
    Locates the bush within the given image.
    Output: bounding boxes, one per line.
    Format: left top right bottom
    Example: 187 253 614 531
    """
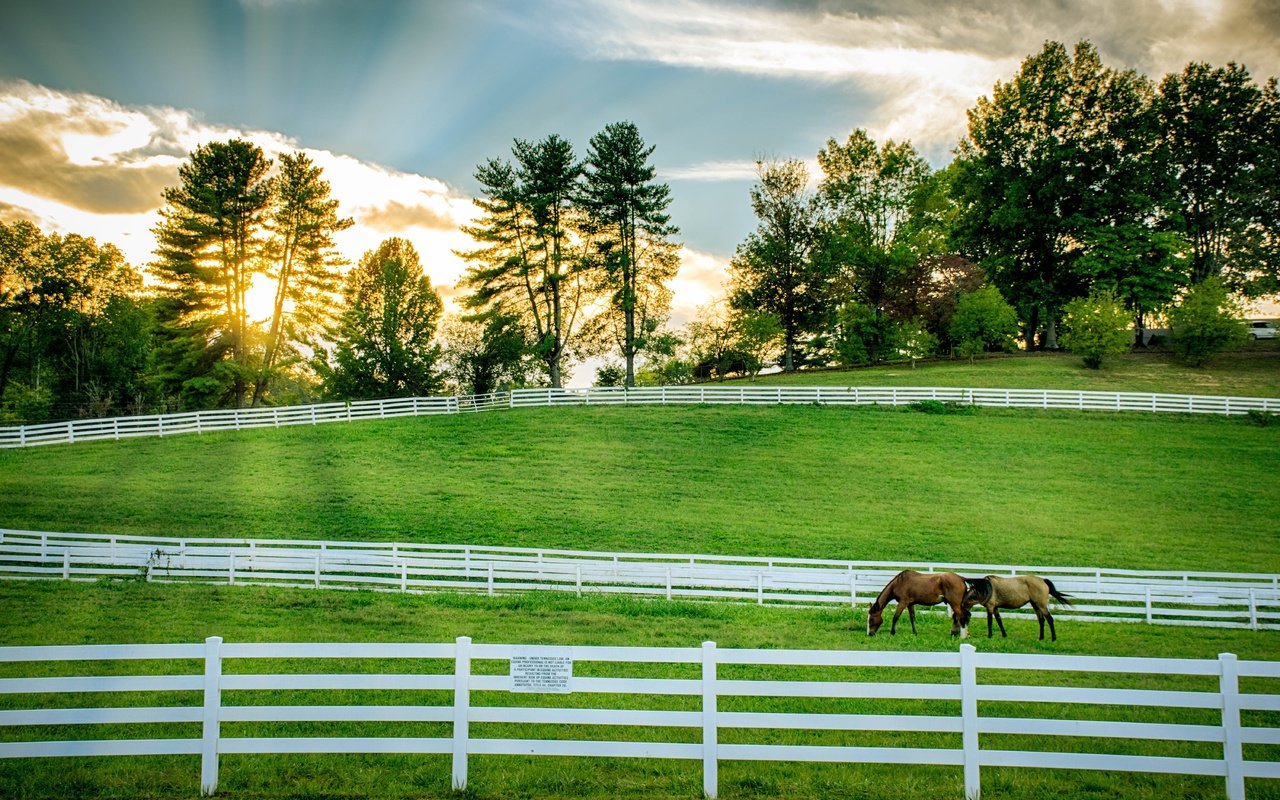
1167 278 1248 366
950 285 1019 359
1061 289 1132 369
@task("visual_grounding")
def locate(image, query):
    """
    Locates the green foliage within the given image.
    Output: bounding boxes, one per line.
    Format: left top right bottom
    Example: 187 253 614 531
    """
1060 289 1133 368
326 238 444 398
895 319 938 367
729 159 827 372
0 220 151 420
831 301 888 366
439 312 534 396
949 285 1019 359
957 41 1165 349
1167 277 1249 366
593 362 626 387
1247 409 1278 427
908 399 973 415
581 122 679 387
1158 62 1278 295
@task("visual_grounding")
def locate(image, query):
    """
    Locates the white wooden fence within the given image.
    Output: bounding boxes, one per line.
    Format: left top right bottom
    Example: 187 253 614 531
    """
0 637 1276 799
4 529 1278 631
2 385 1276 448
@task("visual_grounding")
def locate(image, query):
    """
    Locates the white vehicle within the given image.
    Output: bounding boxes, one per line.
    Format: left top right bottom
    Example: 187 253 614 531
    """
1248 321 1277 340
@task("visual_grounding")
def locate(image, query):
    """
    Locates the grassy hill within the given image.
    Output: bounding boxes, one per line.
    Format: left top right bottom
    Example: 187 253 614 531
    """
3 400 1277 572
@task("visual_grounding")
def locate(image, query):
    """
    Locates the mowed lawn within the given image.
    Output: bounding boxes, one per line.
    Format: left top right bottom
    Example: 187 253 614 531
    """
2 400 1278 572
2 581 1279 800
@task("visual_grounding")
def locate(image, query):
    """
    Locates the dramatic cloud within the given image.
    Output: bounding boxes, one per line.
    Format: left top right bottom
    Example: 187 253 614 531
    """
0 81 476 297
661 160 761 182
551 0 1280 155
669 246 730 327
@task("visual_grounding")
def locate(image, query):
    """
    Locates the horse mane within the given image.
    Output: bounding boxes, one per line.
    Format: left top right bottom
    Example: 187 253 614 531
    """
870 570 907 611
964 576 993 604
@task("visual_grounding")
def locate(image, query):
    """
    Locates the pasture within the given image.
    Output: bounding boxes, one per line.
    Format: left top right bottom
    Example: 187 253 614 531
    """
2 580 1279 800
1 402 1277 572
2 350 1279 798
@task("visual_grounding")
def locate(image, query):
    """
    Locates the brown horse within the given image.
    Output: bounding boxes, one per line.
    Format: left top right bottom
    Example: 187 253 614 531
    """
866 570 971 637
962 575 1074 641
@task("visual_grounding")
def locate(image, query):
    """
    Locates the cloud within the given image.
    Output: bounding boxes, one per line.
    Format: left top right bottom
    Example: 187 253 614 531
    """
549 0 1280 155
669 246 730 327
0 81 478 304
662 160 760 182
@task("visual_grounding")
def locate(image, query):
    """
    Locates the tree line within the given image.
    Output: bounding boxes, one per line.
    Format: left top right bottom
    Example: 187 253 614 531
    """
2 41 1276 421
699 42 1278 380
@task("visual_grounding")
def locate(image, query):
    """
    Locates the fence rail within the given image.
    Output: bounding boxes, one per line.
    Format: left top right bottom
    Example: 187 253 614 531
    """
4 529 1278 631
0 637 1275 798
2 385 1277 448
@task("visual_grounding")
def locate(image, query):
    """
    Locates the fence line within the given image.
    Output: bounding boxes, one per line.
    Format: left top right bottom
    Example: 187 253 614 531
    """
2 385 1277 448
0 637 1276 798
4 529 1278 631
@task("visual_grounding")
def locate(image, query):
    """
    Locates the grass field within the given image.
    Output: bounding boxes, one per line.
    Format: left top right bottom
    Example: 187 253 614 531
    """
2 402 1278 572
1 580 1278 800
3 345 1280 798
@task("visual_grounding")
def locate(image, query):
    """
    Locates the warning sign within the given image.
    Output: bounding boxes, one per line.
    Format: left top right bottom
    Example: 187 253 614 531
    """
509 647 573 693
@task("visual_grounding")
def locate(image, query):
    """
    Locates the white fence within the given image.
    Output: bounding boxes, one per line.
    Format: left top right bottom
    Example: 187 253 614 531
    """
2 385 1277 448
4 529 1278 631
0 637 1276 799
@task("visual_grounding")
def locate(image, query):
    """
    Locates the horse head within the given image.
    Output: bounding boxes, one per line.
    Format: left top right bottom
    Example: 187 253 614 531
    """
866 603 884 636
962 577 991 608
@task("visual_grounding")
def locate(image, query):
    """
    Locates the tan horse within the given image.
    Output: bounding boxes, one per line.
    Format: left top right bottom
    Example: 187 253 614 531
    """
867 570 970 637
962 575 1073 641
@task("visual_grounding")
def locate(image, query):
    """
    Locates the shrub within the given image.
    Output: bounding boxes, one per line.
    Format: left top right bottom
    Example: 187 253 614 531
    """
1061 289 1132 369
1167 277 1248 366
950 285 1019 359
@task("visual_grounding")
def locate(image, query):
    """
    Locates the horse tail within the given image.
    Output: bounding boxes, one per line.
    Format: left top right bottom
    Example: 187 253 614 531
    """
1045 578 1074 607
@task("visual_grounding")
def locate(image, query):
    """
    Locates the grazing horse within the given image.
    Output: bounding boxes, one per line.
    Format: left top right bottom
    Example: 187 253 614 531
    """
866 570 970 637
963 575 1074 641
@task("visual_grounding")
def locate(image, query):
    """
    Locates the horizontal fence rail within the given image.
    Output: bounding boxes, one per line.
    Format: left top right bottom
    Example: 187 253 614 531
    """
3 529 1278 631
2 385 1277 448
0 637 1275 799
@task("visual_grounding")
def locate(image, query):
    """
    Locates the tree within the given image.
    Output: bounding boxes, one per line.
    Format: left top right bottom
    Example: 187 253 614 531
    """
580 121 680 387
326 238 443 398
458 139 595 388
729 158 825 372
956 41 1164 350
152 139 273 408
253 152 352 406
438 312 532 396
816 130 935 365
0 221 150 421
949 285 1020 360
1060 289 1133 368
1158 62 1276 293
1167 277 1248 366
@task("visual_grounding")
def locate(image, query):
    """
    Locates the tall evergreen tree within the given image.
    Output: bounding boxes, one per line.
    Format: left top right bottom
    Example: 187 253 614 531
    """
457 138 595 388
580 122 679 387
151 139 272 408
252 152 352 406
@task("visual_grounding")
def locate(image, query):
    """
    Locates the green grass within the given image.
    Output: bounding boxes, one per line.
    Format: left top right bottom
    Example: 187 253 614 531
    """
745 339 1280 397
0 581 1277 800
2 403 1278 572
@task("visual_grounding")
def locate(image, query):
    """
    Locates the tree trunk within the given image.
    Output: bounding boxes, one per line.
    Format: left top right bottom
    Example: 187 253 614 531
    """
1043 314 1059 350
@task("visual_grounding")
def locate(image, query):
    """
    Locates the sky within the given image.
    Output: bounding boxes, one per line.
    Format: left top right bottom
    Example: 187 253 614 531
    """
1 0 1278 381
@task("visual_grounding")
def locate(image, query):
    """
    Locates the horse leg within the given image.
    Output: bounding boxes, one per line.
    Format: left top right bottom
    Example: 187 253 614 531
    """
993 609 1007 637
986 606 995 638
1047 611 1056 642
890 602 906 635
908 604 919 634
1037 612 1045 640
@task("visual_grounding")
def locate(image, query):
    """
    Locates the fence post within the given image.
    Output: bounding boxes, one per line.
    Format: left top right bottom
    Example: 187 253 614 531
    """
63 552 70 580
756 572 764 605
1145 587 1153 624
487 563 495 597
228 554 236 585
850 575 857 608
702 641 718 799
452 636 472 791
576 566 582 597
314 556 321 588
1219 653 1245 800
959 643 981 800
200 636 223 796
